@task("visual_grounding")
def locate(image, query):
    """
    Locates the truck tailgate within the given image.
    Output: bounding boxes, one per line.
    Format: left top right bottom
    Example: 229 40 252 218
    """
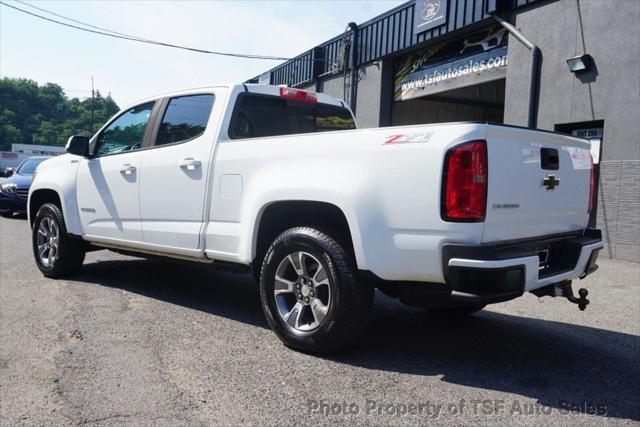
482 125 592 243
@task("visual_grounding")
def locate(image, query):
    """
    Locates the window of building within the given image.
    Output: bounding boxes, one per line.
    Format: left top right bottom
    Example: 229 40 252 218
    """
95 102 155 156
555 120 604 164
156 94 215 146
229 93 356 139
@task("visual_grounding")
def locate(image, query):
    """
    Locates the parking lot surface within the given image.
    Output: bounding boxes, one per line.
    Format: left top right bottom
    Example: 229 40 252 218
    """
1 215 639 426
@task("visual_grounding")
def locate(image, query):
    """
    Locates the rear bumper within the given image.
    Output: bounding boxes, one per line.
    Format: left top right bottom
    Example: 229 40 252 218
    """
441 230 603 304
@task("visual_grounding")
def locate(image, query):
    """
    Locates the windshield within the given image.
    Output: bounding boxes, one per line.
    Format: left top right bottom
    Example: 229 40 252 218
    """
17 158 47 176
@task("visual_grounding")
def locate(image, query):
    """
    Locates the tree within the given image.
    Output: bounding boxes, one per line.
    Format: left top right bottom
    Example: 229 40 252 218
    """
0 77 120 151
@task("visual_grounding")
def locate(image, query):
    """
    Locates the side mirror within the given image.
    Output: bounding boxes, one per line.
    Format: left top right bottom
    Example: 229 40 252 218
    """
66 135 90 157
3 167 14 177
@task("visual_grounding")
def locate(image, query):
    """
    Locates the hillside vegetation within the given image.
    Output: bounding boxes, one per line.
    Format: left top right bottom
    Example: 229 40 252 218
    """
0 77 119 151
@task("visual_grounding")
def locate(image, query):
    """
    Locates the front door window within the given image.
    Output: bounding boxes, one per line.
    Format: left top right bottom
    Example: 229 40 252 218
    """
94 102 155 156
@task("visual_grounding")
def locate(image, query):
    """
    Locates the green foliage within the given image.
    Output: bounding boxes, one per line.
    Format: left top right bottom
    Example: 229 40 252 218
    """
0 77 119 151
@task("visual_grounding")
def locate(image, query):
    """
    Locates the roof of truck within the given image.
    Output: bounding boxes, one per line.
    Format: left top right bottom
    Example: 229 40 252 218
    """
124 84 347 113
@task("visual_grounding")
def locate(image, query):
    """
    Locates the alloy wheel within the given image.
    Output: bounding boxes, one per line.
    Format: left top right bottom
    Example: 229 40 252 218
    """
36 216 59 268
273 251 332 331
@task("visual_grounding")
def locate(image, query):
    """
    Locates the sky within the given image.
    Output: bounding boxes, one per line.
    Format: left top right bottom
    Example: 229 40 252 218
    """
0 0 406 107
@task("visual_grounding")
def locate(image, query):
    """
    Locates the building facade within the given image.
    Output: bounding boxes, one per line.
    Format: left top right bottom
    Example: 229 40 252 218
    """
0 144 65 170
249 0 640 262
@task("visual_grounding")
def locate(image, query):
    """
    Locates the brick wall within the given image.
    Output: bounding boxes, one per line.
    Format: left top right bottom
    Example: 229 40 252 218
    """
597 160 640 263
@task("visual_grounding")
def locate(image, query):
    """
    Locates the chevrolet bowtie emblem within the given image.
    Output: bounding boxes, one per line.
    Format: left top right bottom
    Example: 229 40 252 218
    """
542 174 560 191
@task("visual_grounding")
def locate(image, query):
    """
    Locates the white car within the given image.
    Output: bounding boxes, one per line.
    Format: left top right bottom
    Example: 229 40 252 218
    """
28 84 603 353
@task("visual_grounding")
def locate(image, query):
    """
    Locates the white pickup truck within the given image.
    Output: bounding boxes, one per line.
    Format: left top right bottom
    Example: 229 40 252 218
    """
28 84 603 353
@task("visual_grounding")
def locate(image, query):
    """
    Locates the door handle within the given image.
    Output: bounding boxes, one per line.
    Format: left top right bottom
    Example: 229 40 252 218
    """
120 164 136 175
179 157 201 171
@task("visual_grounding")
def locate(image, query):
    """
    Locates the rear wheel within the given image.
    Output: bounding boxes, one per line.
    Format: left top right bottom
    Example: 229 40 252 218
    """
259 227 373 353
0 211 12 218
32 203 85 278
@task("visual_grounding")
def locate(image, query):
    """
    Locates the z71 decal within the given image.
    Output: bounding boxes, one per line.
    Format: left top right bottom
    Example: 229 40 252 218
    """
383 132 433 145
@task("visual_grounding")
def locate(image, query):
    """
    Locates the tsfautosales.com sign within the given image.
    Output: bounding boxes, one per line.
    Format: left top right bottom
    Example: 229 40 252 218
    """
395 26 509 101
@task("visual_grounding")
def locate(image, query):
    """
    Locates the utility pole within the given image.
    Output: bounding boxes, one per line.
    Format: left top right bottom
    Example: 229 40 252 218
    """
91 77 95 133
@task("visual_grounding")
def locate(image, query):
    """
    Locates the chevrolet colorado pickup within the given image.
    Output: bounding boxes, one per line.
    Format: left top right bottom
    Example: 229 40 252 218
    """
28 84 603 353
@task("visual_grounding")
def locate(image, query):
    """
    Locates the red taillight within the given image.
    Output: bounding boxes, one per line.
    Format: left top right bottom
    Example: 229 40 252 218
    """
279 87 317 103
442 140 488 222
588 153 596 214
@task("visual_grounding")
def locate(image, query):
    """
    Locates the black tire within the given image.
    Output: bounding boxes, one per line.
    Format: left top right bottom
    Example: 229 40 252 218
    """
259 227 373 354
0 211 12 218
424 303 486 316
32 203 85 278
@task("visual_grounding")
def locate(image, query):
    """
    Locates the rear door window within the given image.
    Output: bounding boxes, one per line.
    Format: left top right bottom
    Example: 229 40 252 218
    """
229 93 355 139
156 94 215 146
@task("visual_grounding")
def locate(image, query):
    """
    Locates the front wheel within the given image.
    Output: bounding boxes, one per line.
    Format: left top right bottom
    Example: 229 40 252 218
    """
259 227 373 354
32 203 85 278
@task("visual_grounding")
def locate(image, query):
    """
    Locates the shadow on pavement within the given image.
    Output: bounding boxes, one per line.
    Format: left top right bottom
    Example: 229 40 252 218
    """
334 296 640 422
2 213 28 220
75 258 267 329
72 257 639 422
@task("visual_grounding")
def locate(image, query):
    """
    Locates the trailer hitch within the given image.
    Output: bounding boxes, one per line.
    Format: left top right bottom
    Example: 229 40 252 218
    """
557 282 589 311
531 280 590 311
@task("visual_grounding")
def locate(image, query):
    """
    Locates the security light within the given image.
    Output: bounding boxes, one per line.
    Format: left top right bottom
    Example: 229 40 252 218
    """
567 54 593 74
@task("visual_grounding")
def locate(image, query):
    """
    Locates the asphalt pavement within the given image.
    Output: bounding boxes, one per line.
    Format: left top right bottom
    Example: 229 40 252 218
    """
1 214 639 426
